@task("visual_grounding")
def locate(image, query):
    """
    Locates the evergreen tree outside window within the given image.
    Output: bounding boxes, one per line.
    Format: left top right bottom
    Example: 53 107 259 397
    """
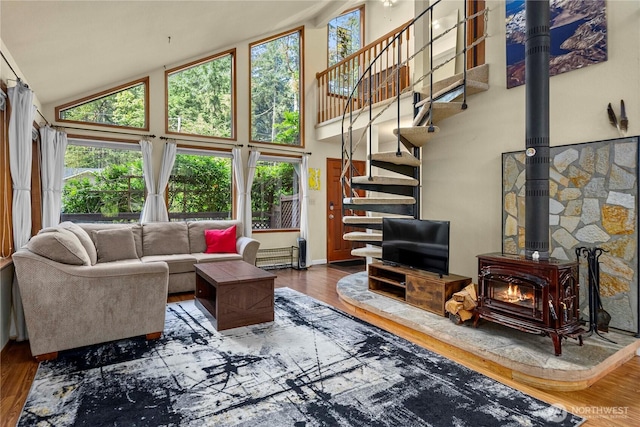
168 149 233 221
166 50 235 139
250 28 303 146
61 140 145 223
56 78 149 130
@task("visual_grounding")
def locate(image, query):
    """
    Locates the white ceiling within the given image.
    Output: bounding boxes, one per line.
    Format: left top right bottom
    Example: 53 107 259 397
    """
1 0 356 105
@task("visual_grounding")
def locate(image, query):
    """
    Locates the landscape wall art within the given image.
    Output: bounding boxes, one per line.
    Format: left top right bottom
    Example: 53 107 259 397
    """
506 0 607 89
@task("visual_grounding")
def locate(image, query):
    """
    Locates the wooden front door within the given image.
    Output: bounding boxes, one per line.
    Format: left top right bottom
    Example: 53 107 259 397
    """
326 158 366 263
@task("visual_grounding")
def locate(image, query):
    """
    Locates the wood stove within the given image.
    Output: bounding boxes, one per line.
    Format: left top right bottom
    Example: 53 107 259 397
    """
474 253 584 356
472 1 585 356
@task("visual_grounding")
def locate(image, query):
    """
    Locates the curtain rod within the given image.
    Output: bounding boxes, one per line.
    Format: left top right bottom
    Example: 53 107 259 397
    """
1 50 52 126
159 135 242 147
247 144 311 155
1 50 21 86
55 124 155 139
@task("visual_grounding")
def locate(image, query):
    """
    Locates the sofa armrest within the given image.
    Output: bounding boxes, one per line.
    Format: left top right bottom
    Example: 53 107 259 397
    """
236 236 260 265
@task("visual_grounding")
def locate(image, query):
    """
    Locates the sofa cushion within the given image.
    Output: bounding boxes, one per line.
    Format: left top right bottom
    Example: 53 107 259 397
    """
141 254 198 274
188 220 242 253
80 223 143 258
27 229 91 265
92 228 139 263
192 253 243 263
59 221 98 265
143 222 190 256
205 225 237 253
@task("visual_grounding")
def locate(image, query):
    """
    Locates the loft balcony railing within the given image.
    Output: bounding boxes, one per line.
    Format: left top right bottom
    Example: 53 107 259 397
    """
316 20 412 124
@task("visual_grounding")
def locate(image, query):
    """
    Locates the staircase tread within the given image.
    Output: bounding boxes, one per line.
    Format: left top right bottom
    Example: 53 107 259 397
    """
351 247 383 258
417 64 489 101
370 151 420 167
343 214 414 224
393 126 440 147
344 196 416 205
343 216 384 224
352 175 419 186
343 231 382 241
416 80 489 107
413 102 465 125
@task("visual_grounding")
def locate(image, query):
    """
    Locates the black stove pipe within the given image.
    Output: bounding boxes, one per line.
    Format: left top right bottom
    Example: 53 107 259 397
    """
524 0 550 260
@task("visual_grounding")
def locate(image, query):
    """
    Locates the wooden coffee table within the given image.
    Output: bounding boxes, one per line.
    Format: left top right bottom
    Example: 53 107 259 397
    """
194 260 277 331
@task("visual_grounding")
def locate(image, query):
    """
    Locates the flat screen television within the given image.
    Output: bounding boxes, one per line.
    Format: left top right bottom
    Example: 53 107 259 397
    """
382 218 450 277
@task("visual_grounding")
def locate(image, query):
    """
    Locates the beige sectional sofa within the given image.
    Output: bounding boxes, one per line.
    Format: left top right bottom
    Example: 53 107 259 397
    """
12 219 259 359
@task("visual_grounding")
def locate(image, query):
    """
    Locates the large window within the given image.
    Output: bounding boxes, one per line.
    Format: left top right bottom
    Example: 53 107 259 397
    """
55 77 149 130
250 28 303 146
251 155 300 231
328 7 364 66
62 140 144 222
166 50 235 139
168 148 233 221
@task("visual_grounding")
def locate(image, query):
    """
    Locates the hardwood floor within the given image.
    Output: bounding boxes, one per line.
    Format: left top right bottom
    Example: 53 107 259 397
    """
2 264 639 426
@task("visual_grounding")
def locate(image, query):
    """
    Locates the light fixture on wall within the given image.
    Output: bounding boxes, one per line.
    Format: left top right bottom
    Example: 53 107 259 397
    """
381 0 397 7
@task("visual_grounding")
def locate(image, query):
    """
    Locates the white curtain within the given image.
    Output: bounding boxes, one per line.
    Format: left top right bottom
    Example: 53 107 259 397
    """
139 140 156 223
245 150 261 238
40 126 68 228
140 140 176 223
232 147 245 228
156 141 176 222
8 82 36 341
296 154 311 266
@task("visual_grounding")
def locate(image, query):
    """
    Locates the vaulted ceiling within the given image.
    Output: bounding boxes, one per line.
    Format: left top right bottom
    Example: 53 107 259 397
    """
1 0 356 105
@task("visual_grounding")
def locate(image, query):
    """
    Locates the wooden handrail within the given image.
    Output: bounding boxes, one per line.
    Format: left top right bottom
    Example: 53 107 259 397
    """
316 20 411 80
316 20 412 124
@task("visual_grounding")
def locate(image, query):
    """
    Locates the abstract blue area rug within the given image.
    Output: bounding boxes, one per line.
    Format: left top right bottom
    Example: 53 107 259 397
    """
20 288 584 426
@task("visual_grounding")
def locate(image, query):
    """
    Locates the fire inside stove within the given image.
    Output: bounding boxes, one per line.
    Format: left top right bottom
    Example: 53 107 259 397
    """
492 283 535 308
498 285 533 307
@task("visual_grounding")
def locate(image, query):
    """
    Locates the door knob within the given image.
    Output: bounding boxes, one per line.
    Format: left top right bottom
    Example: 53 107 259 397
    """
329 214 334 219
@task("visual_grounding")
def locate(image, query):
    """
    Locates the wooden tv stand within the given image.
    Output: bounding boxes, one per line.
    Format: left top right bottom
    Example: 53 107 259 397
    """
368 262 471 316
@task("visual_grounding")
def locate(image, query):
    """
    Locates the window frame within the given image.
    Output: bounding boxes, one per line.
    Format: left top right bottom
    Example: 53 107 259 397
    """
249 26 305 148
164 49 237 141
55 77 150 131
251 152 302 234
327 5 365 67
167 145 235 222
61 136 145 223
1 83 12 256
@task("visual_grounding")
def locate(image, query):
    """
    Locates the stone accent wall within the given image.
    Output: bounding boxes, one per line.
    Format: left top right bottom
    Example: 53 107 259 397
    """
502 137 638 332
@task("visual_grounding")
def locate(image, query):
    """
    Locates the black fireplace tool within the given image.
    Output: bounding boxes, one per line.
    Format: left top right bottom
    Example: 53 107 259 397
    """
575 247 616 343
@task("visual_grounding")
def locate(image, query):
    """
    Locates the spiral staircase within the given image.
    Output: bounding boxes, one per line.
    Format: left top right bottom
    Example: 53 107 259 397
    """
339 1 489 260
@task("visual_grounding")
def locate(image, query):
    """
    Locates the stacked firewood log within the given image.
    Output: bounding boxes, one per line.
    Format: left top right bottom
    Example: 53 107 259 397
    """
445 283 478 324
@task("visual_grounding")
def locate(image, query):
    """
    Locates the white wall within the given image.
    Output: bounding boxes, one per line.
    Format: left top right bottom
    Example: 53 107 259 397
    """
1 39 43 110
421 0 640 280
365 0 416 43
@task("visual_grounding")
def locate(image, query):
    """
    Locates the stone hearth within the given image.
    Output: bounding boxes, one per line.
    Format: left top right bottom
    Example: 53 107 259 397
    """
337 271 639 391
503 137 639 332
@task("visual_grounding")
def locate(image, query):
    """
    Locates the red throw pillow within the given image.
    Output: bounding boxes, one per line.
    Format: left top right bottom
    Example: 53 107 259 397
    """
204 226 237 254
